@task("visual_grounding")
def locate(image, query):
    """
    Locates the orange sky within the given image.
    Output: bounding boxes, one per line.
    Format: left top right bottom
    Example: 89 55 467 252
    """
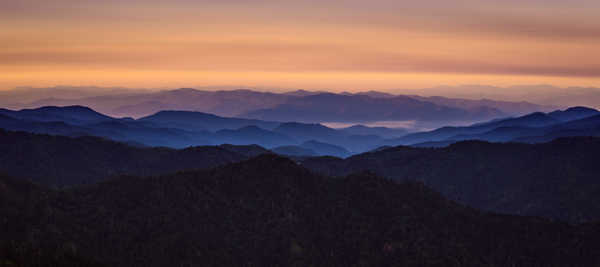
1 0 599 91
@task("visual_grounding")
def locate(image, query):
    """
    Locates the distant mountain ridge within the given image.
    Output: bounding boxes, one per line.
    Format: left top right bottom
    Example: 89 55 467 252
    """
273 140 351 158
138 110 280 131
2 105 600 155
0 105 113 125
0 106 389 153
4 87 553 126
240 93 506 123
388 106 600 146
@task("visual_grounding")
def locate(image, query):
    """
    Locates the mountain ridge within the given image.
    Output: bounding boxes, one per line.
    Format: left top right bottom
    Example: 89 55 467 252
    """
1 154 599 266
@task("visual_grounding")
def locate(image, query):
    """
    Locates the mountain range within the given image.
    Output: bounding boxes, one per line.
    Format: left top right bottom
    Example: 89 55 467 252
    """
2 154 599 266
240 93 505 123
2 87 554 128
1 104 600 156
0 106 387 153
2 86 600 266
2 114 600 265
3 128 600 224
389 106 600 146
301 137 600 223
0 129 269 187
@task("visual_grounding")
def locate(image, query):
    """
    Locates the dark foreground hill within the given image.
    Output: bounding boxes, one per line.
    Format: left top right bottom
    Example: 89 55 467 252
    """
301 137 600 223
1 155 599 267
0 129 269 187
3 129 600 224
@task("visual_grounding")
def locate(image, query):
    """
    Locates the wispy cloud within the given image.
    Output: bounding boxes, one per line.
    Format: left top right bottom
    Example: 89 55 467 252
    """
1 0 599 89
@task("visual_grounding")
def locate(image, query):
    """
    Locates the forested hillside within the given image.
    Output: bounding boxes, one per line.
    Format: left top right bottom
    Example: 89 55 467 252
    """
1 155 599 267
301 137 600 223
0 129 269 187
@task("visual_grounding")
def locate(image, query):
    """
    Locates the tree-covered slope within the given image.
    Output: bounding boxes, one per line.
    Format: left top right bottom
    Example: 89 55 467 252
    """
0 129 269 187
301 137 600 223
1 155 599 266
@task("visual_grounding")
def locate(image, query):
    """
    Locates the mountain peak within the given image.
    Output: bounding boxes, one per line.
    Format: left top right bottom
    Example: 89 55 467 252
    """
150 110 216 117
230 153 303 172
0 105 113 125
548 106 600 122
170 88 199 93
237 125 263 131
565 106 598 112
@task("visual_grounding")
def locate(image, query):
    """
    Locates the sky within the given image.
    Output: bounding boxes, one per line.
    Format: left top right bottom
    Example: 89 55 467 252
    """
1 0 600 92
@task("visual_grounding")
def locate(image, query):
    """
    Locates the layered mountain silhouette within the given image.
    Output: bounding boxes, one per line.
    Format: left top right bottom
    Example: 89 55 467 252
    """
1 154 599 267
0 106 113 125
389 106 600 146
273 140 351 158
3 128 600 224
2 105 600 155
138 110 280 131
6 88 552 126
271 145 318 157
340 125 408 138
241 93 505 123
215 126 295 148
0 129 269 187
408 95 556 114
0 109 209 148
0 106 389 153
272 122 384 153
24 88 294 118
301 137 600 223
2 87 600 266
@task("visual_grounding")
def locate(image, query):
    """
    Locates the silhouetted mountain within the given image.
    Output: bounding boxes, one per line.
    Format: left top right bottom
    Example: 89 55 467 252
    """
272 140 351 158
450 126 543 142
282 89 327 97
0 106 215 147
11 88 554 124
273 122 383 153
512 114 600 143
334 90 552 115
340 125 408 138
0 106 388 154
548 106 600 122
411 140 458 148
271 145 317 157
409 84 600 109
301 137 600 223
477 112 560 127
0 112 92 136
300 140 351 158
1 155 599 266
242 93 505 123
388 107 599 145
274 122 341 141
456 108 600 144
26 88 293 118
354 90 396 98
408 95 554 115
0 105 113 125
215 126 296 148
0 86 147 110
0 129 269 187
138 110 280 131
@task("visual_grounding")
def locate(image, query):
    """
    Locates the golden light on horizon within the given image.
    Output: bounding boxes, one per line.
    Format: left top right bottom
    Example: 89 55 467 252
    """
2 0 599 91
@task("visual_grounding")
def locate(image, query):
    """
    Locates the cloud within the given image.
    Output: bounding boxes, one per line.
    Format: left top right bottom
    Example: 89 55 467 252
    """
1 0 599 89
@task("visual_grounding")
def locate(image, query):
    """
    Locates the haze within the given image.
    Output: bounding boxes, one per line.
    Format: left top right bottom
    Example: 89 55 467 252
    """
2 0 599 93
